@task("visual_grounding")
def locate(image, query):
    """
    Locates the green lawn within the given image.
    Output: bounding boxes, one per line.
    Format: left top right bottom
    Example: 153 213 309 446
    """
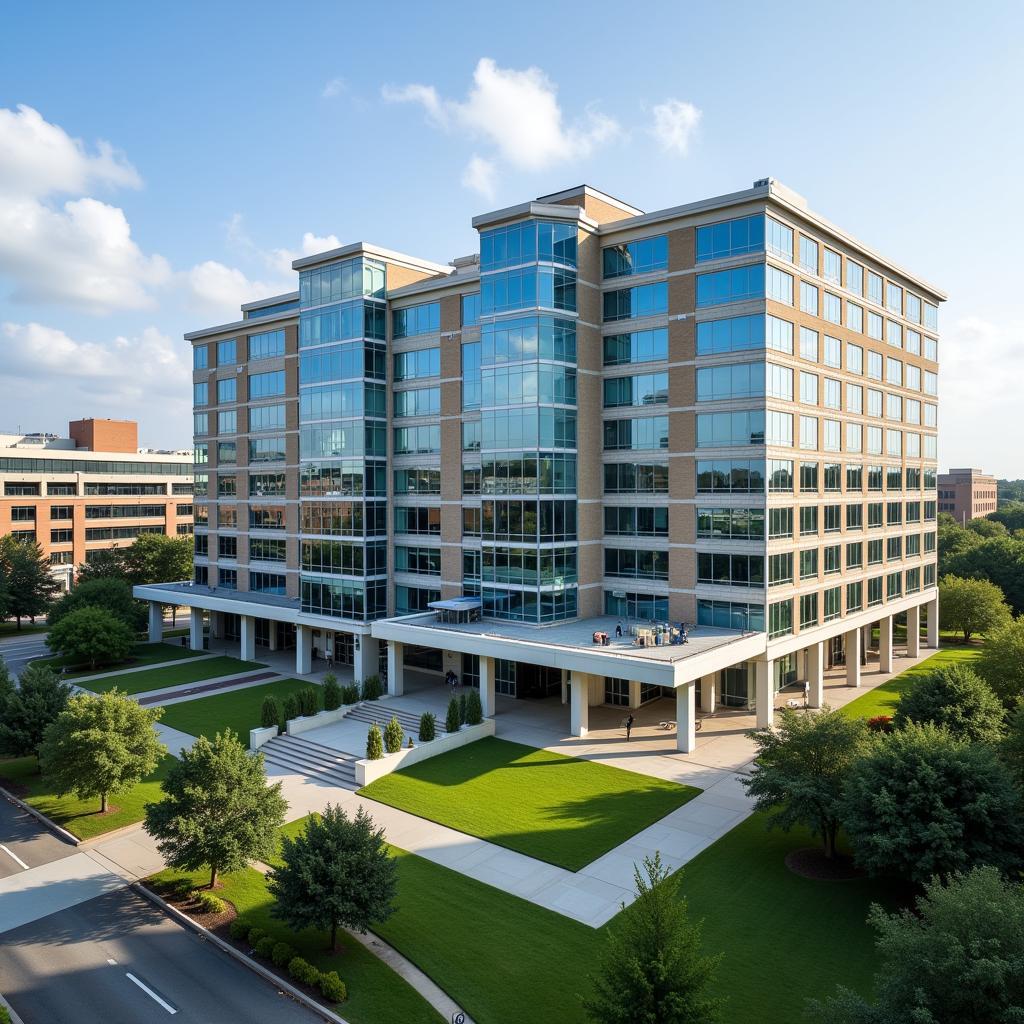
840 644 983 720
79 655 262 695
358 737 700 871
157 677 311 746
0 754 174 840
0 620 48 636
147 864 443 1024
37 641 208 679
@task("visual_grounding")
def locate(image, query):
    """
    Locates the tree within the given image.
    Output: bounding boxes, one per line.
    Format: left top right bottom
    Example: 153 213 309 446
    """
0 561 11 622
990 500 1024 534
268 804 397 952
975 618 1024 705
74 548 128 583
465 688 483 725
584 853 722 1024
743 708 869 860
122 534 193 625
383 716 403 753
810 866 1024 1024
46 606 135 670
944 538 1024 617
322 674 341 711
0 662 71 758
144 730 286 889
841 724 1024 883
892 663 1005 742
38 690 165 813
0 537 60 628
48 577 146 632
1001 702 1024 786
938 575 1011 642
260 696 280 729
366 722 383 759
445 696 461 733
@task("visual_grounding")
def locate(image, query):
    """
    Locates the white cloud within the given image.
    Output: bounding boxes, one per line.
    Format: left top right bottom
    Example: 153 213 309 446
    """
322 77 348 99
461 155 497 199
300 231 341 255
383 58 620 182
650 99 702 155
183 260 289 315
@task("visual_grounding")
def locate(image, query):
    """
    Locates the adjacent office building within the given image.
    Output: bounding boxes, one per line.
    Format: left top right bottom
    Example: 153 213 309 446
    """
938 467 997 522
136 179 943 747
1 419 193 590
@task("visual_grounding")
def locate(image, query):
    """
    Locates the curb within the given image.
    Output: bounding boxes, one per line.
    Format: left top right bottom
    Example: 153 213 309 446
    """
0 990 26 1024
131 882 352 1024
78 820 148 848
0 785 80 846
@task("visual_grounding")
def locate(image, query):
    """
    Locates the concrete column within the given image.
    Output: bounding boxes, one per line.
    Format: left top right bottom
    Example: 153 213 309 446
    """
296 624 312 675
906 605 921 658
268 623 279 652
239 615 256 662
676 683 696 753
386 640 404 697
879 615 893 673
700 673 717 713
807 641 824 708
628 680 642 709
479 655 495 718
862 623 872 651
755 659 774 728
189 608 204 651
926 594 940 648
845 627 861 688
560 668 568 705
570 672 589 737
354 634 380 682
148 602 163 643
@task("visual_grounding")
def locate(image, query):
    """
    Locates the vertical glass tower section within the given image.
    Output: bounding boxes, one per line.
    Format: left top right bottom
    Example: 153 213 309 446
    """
297 256 389 620
478 220 580 622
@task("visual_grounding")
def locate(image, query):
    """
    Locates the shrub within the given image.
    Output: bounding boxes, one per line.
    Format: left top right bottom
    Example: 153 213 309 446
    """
0 1006 11 1024
288 957 322 987
298 686 319 717
383 715 403 754
322 674 342 711
418 712 436 742
319 971 347 1003
867 714 893 733
459 692 468 724
255 935 276 959
281 694 300 726
247 927 265 947
465 688 483 726
260 695 279 730
229 918 249 940
341 683 360 705
893 663 1005 742
194 890 226 914
271 941 295 968
366 722 384 760
445 696 461 734
361 675 383 701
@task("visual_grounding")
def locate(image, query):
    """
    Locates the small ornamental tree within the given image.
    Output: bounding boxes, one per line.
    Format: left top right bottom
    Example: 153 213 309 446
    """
892 663 1005 742
0 536 60 628
322 674 342 711
842 724 1024 883
465 688 483 725
459 692 468 725
366 722 383 760
976 617 1024 705
584 853 722 1024
268 804 397 952
38 690 165 813
48 577 145 632
743 707 870 860
810 866 1024 1023
145 729 287 889
383 716 403 754
282 694 300 726
298 686 319 717
341 683 360 705
261 696 280 730
939 574 1011 642
47 606 135 671
418 712 436 742
445 696 461 734
0 662 71 758
361 675 382 701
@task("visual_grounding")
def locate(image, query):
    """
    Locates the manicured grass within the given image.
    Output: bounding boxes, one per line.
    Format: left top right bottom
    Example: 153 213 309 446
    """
37 641 208 679
147 863 444 1024
0 620 48 636
157 677 312 746
840 644 983 720
0 754 174 840
79 655 262 695
358 737 700 872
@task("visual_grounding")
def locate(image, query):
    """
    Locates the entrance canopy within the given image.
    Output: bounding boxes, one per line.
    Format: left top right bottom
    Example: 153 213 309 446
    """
427 597 482 624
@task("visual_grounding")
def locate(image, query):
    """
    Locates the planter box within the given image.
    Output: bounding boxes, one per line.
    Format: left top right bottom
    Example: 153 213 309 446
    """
249 724 278 751
355 718 495 786
285 703 358 737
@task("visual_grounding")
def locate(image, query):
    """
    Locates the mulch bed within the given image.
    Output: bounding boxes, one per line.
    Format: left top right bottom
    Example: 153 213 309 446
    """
148 879 238 931
785 847 864 881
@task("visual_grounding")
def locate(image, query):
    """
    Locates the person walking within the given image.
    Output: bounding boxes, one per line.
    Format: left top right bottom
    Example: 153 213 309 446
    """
625 713 635 741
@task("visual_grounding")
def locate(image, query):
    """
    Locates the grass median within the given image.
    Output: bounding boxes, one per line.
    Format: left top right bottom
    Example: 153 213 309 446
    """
79 655 264 696
38 641 208 679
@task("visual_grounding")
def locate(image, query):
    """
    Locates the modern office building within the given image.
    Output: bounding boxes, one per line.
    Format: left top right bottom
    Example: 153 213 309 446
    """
1 419 193 590
938 467 997 522
137 178 943 747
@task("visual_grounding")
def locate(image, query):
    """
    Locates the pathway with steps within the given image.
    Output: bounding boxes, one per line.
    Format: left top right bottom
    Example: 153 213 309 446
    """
260 734 359 788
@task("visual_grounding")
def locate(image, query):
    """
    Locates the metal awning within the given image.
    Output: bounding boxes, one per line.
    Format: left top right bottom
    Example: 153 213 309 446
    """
428 597 483 611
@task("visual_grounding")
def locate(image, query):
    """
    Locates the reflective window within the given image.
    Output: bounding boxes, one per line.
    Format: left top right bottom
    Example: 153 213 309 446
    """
392 302 441 339
217 339 236 365
393 348 440 381
248 329 286 361
604 235 668 276
604 281 669 320
605 327 669 364
695 216 763 262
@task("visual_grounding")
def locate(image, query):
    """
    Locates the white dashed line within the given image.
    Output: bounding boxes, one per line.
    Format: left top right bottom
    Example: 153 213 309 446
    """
0 845 29 870
126 973 177 1014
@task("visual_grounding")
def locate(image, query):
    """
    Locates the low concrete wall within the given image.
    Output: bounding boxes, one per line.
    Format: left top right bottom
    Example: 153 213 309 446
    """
249 724 278 751
355 718 495 787
285 703 358 737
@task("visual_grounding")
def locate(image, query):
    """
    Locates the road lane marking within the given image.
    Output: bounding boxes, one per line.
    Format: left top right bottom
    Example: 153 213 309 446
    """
0 845 29 870
126 973 177 1014
107 957 118 965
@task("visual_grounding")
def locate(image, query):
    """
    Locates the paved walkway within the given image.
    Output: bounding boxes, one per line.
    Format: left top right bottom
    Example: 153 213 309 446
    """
137 669 279 706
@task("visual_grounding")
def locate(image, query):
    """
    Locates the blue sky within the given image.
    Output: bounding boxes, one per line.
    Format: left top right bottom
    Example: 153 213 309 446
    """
1 0 1021 473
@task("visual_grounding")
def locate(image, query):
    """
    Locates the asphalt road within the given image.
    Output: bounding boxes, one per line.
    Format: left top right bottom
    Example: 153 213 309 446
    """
0 797 77 879
0 887 324 1024
0 632 51 678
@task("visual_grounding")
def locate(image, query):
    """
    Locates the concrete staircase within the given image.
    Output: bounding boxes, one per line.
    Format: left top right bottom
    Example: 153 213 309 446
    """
343 702 445 740
259 734 358 789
